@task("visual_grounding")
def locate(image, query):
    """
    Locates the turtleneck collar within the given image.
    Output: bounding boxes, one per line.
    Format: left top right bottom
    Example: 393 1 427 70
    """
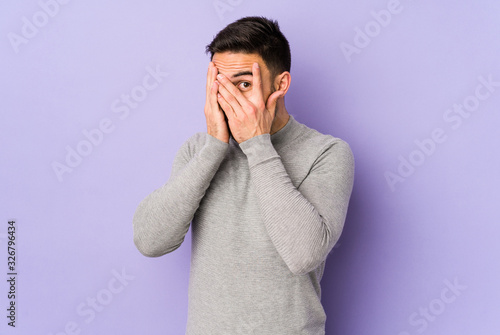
229 113 298 149
270 114 298 148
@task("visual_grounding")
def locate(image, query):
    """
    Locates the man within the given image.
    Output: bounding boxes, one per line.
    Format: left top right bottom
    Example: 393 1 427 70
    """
133 16 354 334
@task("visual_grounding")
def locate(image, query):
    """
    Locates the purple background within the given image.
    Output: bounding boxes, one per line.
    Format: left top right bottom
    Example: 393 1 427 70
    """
1 1 499 334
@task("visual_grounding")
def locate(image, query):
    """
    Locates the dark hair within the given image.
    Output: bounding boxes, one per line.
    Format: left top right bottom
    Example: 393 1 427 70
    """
206 16 291 79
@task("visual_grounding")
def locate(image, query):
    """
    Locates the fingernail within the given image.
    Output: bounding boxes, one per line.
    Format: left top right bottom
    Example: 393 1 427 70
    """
217 74 223 79
255 63 259 68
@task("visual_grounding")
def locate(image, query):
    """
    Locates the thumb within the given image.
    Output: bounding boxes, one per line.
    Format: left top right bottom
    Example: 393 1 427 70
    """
266 90 285 116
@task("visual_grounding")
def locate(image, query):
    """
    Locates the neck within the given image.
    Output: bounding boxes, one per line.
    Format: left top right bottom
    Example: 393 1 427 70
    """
270 98 289 135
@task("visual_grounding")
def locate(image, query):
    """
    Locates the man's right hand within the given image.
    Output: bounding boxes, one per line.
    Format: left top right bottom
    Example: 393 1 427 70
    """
204 62 230 143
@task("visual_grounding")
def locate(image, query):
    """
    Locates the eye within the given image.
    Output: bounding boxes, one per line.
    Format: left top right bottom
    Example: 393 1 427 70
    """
237 81 251 91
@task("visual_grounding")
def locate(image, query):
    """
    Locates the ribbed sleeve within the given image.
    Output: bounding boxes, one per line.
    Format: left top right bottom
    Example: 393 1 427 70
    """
239 133 354 275
133 134 229 257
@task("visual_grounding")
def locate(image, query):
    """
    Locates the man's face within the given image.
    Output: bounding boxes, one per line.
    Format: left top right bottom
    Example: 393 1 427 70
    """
212 52 276 104
212 52 276 140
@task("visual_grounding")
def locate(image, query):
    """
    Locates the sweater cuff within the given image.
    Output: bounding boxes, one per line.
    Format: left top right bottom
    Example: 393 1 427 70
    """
239 134 279 168
199 134 229 161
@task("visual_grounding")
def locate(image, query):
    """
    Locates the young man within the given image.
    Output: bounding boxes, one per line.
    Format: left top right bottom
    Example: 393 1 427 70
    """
133 16 354 334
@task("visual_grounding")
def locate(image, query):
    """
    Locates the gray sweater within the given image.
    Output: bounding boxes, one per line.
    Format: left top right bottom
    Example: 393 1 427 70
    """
133 115 355 334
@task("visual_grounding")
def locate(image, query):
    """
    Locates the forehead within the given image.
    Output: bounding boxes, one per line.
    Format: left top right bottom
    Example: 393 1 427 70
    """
212 52 269 77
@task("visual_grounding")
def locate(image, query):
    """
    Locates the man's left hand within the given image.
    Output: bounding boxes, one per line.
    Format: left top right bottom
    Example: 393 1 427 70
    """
216 63 284 143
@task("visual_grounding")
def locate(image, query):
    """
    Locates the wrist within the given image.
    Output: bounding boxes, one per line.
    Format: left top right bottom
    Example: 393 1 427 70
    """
239 134 279 168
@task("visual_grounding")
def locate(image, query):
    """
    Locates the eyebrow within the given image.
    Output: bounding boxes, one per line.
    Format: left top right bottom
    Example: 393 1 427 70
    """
231 71 253 79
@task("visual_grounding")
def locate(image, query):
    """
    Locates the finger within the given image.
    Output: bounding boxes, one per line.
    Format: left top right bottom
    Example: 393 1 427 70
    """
210 80 220 111
252 62 264 103
217 80 243 116
217 91 237 120
216 73 248 110
266 90 285 118
206 62 217 101
206 62 212 99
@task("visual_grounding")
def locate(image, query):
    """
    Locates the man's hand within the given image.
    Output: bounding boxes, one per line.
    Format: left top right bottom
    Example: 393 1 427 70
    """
216 62 284 144
204 62 230 143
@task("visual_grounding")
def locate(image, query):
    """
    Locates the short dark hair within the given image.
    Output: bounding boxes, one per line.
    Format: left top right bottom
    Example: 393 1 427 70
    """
206 16 291 79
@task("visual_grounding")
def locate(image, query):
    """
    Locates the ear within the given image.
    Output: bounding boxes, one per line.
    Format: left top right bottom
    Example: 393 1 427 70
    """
273 71 291 96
